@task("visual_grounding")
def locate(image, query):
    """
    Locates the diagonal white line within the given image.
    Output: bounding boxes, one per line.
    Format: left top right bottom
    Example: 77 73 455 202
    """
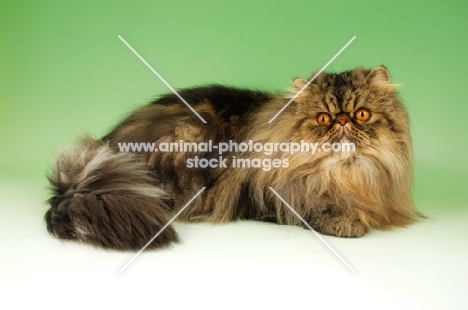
118 187 206 275
268 36 356 123
268 187 357 274
118 35 207 124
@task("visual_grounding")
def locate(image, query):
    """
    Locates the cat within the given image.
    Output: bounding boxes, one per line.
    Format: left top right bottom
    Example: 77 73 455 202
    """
45 66 420 251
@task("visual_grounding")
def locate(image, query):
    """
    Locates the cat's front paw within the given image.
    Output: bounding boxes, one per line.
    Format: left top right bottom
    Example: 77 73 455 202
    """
309 212 368 238
331 219 367 238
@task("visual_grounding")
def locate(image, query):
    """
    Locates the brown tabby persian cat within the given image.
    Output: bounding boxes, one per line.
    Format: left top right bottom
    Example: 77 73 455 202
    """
45 66 419 250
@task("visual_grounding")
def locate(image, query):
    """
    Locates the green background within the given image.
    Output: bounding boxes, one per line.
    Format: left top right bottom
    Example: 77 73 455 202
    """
1 0 467 212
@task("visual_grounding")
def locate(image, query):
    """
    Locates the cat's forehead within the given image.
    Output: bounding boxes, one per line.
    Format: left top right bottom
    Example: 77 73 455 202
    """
320 70 366 90
315 71 366 113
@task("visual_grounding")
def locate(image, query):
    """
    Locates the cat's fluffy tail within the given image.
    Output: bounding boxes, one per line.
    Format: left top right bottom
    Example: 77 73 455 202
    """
45 136 178 250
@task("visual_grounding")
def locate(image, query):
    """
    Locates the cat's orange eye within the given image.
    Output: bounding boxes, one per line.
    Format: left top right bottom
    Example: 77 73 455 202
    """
317 113 331 126
355 109 371 122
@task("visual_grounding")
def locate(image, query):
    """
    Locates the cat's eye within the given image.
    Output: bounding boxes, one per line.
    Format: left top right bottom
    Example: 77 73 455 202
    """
355 109 371 122
317 113 331 126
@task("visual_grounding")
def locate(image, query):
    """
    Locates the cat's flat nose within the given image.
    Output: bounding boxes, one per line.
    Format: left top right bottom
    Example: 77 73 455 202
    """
337 116 348 126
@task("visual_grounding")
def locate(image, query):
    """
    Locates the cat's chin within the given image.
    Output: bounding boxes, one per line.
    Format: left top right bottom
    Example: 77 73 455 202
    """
330 147 355 160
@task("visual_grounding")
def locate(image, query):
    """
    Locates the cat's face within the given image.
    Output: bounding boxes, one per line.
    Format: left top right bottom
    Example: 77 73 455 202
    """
292 67 410 153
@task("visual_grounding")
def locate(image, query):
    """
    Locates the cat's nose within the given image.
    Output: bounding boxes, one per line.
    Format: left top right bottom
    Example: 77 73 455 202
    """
337 116 348 126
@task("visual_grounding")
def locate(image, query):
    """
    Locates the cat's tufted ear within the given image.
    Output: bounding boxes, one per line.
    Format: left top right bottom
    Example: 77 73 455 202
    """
293 78 309 92
367 66 399 89
290 78 312 103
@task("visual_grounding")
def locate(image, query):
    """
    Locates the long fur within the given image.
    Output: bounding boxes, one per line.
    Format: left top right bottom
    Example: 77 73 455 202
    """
45 137 178 250
45 67 421 250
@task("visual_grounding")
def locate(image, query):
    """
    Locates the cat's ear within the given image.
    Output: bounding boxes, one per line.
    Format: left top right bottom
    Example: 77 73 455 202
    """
293 78 309 92
367 66 399 89
290 78 312 103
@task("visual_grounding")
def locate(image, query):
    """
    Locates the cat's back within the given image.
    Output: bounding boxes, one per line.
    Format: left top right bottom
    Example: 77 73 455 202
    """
153 84 274 121
104 84 275 144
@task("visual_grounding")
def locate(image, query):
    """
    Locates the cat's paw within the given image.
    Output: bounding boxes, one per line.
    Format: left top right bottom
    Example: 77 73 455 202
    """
331 219 367 238
309 214 368 238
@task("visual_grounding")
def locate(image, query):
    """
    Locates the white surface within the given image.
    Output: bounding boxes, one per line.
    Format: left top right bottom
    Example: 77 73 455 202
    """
1 179 467 309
